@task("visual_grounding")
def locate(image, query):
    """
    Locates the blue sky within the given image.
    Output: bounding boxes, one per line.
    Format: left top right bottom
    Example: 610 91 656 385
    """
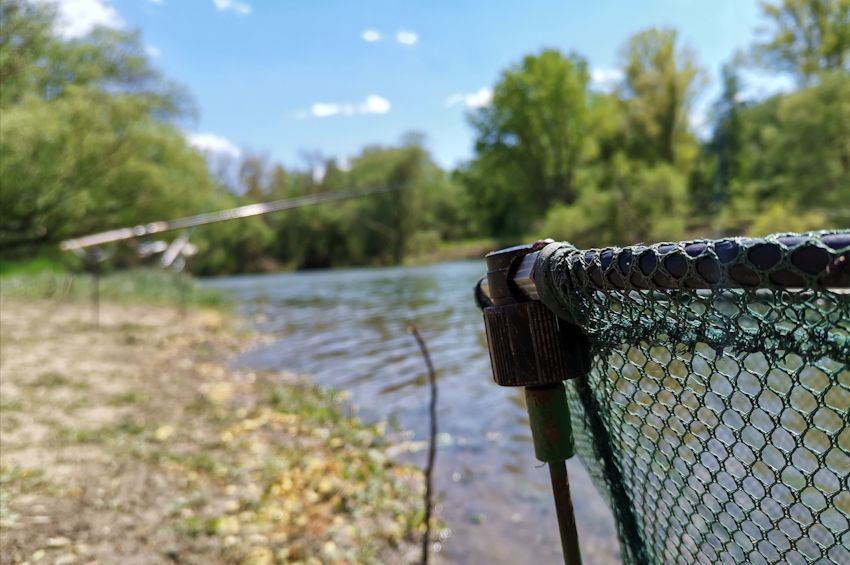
49 0 790 169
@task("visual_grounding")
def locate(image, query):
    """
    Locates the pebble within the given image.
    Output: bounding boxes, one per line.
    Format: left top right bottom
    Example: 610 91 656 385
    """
321 541 338 557
367 449 386 465
240 547 273 565
47 537 71 548
73 543 90 555
154 425 174 441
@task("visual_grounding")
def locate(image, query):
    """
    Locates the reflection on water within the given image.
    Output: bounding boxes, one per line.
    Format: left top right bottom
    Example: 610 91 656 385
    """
205 261 619 564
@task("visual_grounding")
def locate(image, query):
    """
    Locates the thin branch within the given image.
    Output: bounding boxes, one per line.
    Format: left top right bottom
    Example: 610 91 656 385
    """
408 323 438 565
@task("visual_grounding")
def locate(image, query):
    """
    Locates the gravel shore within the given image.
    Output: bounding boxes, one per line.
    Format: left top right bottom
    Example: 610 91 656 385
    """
0 298 424 564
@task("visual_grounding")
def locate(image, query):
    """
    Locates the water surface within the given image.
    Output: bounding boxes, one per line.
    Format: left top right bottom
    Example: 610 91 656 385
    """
205 261 619 564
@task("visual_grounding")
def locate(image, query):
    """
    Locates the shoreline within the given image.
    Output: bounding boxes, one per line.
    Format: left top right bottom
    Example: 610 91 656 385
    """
0 297 425 564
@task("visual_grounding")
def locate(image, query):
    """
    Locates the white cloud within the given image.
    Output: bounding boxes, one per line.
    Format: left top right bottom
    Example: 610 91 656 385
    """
311 102 342 118
146 0 163 4
145 45 161 58
396 30 418 45
186 132 242 159
445 87 492 109
360 28 418 46
590 67 623 91
302 94 391 119
361 94 391 114
213 0 251 15
35 0 123 39
361 29 381 42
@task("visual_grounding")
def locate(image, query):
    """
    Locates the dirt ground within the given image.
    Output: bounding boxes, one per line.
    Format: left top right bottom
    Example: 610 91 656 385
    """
0 299 423 565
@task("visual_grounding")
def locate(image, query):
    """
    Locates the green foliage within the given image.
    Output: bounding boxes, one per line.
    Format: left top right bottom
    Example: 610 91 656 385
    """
752 0 850 84
0 0 209 256
232 138 470 271
461 50 592 236
0 2 474 272
0 87 215 250
197 212 276 275
749 70 849 208
720 70 850 230
0 255 71 276
540 157 689 247
746 200 829 235
466 3 847 247
0 1 54 107
618 27 704 169
1 0 847 272
702 63 747 210
465 32 704 245
0 1 187 112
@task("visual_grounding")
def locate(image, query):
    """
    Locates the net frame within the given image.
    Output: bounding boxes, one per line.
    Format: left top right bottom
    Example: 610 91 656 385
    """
532 231 850 564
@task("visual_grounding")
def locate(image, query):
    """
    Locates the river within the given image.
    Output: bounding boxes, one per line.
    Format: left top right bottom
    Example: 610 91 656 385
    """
205 260 620 564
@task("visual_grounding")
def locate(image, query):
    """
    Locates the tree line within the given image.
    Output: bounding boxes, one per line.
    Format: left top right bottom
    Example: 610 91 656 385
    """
1 0 847 274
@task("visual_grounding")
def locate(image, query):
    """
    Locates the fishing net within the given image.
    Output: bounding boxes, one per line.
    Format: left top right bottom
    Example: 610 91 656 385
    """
533 231 850 564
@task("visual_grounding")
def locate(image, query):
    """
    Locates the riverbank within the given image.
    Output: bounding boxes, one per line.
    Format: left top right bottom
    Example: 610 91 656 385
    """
403 238 498 266
0 296 425 564
1 237 500 283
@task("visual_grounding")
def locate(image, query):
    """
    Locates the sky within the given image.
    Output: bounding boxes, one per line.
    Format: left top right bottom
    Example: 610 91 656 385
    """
45 0 792 170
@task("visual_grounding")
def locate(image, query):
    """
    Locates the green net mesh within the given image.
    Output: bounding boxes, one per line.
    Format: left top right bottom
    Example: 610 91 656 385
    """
534 231 850 564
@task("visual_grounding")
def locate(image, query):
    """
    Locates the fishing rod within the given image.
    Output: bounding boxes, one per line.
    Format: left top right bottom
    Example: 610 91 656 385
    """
59 186 396 251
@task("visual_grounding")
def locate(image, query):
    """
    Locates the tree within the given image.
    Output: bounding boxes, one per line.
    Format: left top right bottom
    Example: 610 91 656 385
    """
716 70 850 233
752 0 850 84
0 1 188 114
238 154 270 201
539 156 689 247
266 164 290 199
618 28 705 169
0 0 212 254
0 0 55 107
463 50 592 236
0 87 216 250
344 140 434 264
707 63 747 207
753 72 848 206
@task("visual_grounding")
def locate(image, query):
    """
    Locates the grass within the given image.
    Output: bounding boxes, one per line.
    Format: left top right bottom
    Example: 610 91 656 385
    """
26 371 90 390
108 390 151 406
0 398 24 412
0 255 71 276
0 268 228 308
0 465 58 529
28 371 73 388
54 417 149 445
